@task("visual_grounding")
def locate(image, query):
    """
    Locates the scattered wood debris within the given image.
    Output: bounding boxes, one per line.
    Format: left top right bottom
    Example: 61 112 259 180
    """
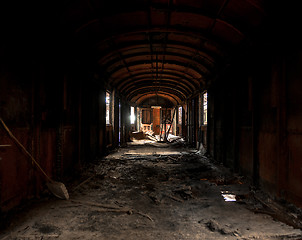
1 142 302 239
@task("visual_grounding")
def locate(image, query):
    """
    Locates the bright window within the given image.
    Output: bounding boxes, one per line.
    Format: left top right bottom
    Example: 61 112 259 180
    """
203 92 208 125
130 106 135 124
106 91 111 125
178 106 182 124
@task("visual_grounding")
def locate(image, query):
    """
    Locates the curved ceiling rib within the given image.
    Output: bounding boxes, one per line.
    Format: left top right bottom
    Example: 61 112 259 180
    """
112 70 199 89
111 69 201 89
97 44 216 67
118 77 194 94
132 91 181 105
127 90 185 105
105 60 207 87
100 52 214 76
109 63 203 88
136 95 178 106
95 30 228 60
62 0 267 106
123 82 190 99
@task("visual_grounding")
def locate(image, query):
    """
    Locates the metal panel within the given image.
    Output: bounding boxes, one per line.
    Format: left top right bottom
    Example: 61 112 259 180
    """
238 128 253 176
258 132 277 190
0 128 32 211
287 134 302 206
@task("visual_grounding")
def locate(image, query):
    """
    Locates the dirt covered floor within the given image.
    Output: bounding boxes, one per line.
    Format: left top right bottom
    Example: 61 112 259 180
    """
1 141 302 239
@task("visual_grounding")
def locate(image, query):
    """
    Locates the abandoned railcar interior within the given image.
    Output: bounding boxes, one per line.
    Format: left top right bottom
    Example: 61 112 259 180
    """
1 0 302 239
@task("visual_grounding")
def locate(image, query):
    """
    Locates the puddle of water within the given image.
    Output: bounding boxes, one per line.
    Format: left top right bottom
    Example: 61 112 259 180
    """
221 191 237 202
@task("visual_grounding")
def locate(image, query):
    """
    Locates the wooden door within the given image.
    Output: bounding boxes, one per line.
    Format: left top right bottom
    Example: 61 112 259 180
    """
153 108 161 135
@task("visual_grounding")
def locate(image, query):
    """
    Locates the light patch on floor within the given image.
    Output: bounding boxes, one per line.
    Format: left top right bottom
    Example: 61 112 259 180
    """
221 191 237 202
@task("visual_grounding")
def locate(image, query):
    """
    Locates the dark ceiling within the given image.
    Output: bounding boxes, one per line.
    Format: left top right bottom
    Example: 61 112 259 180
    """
61 0 268 106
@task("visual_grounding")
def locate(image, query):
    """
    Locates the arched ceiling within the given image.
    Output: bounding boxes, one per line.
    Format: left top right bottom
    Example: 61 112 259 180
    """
61 0 267 106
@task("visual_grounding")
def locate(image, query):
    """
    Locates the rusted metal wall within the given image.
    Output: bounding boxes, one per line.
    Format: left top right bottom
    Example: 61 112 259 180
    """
0 61 54 211
284 50 302 206
182 103 188 139
237 77 253 178
0 128 33 211
80 77 106 160
256 59 278 193
106 125 113 148
207 47 302 208
113 94 120 148
187 100 194 145
255 49 302 207
0 57 95 211
207 90 215 158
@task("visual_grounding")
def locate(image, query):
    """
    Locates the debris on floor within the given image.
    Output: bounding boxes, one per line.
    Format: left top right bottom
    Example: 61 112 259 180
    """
1 140 302 239
129 131 147 141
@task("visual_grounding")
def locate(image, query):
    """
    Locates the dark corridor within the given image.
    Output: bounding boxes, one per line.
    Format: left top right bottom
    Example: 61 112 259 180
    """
1 0 302 238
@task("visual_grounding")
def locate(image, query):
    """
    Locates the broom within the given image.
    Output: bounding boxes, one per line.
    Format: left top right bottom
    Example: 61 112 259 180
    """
0 118 69 200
